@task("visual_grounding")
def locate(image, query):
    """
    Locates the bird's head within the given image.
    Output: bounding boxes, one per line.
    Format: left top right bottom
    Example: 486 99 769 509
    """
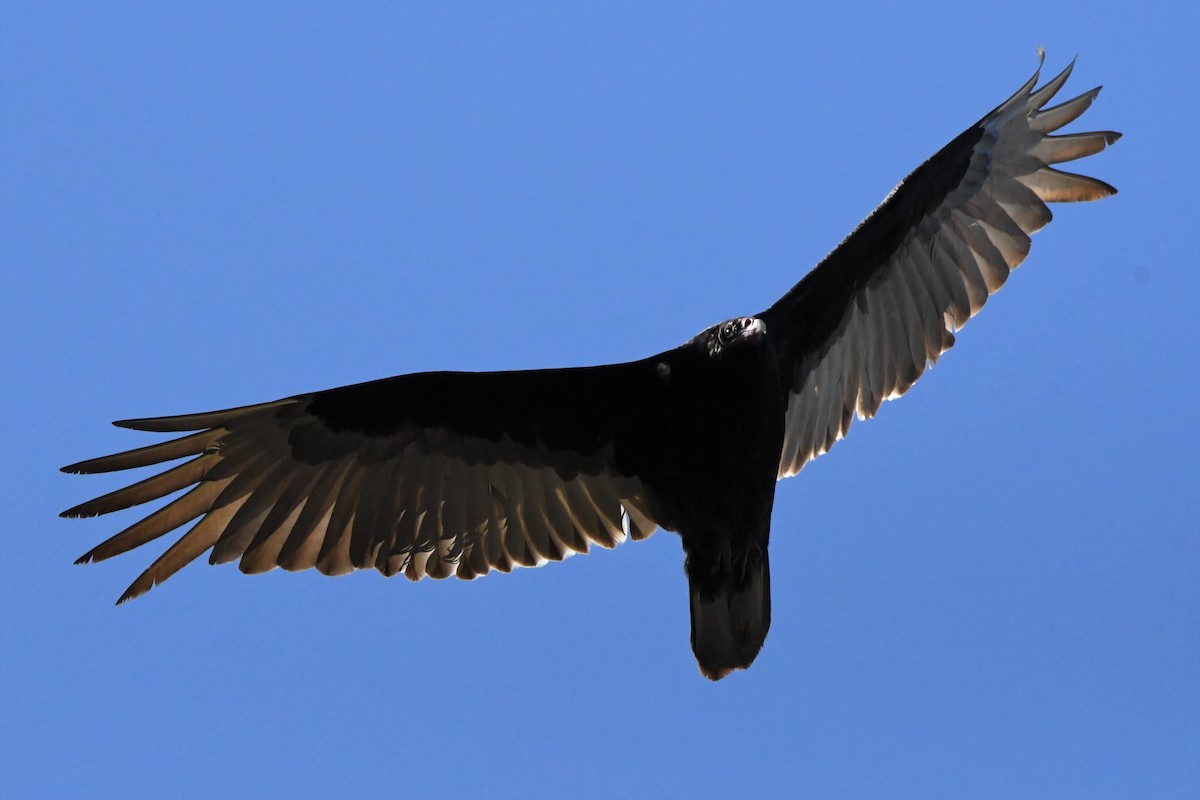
699 316 767 359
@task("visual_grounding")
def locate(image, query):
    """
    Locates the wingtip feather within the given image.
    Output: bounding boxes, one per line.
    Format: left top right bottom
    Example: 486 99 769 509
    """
1029 57 1076 109
61 504 97 519
113 418 158 431
113 418 190 432
113 399 300 432
116 572 157 604
116 584 147 605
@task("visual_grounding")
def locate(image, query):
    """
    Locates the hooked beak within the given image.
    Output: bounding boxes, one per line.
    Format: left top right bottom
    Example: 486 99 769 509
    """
743 317 766 341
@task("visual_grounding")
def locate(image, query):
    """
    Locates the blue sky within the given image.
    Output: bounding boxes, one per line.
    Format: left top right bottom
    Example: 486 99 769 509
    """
3 3 1197 798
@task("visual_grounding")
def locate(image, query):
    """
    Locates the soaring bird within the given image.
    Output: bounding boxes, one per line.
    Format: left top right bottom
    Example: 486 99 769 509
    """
63 55 1118 680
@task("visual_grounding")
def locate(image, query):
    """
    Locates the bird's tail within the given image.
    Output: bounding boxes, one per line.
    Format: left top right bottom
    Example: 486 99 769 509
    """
687 548 771 681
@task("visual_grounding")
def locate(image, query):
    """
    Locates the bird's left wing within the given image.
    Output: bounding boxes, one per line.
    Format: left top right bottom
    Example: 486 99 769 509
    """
761 56 1119 478
63 364 670 602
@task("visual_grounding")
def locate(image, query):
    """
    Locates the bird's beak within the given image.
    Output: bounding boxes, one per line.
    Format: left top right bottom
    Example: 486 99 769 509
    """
744 318 766 341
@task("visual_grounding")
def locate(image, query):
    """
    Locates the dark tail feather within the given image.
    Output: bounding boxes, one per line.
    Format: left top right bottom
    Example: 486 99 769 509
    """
687 549 771 681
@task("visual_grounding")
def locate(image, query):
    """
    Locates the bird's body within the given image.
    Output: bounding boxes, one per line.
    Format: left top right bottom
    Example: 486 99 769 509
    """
642 320 785 679
63 55 1119 680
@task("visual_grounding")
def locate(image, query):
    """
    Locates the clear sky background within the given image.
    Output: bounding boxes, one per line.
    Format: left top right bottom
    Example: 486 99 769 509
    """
3 3 1197 798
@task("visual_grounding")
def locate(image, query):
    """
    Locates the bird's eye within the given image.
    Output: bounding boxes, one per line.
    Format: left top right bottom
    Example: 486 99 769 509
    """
716 321 741 348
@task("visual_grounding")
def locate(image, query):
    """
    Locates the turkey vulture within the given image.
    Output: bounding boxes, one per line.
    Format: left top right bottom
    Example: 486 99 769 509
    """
62 55 1118 680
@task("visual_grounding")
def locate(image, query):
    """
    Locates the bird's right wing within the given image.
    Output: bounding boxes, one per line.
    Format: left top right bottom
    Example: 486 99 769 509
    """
761 55 1119 479
63 364 671 603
